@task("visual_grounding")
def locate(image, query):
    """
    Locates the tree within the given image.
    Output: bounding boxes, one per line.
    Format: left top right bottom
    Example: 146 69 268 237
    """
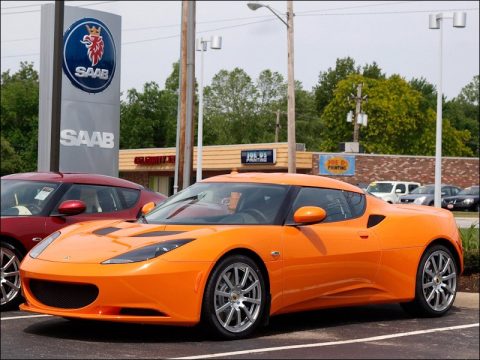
319 74 473 156
0 62 39 175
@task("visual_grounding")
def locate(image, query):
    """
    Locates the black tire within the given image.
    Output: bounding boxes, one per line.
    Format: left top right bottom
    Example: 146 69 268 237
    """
201 254 267 340
1 242 24 311
401 244 458 317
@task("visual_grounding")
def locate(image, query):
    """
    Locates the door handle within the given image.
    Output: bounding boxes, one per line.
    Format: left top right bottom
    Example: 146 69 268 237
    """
358 231 369 239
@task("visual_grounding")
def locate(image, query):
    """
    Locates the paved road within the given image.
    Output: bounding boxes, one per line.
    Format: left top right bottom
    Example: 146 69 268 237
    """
2 294 478 359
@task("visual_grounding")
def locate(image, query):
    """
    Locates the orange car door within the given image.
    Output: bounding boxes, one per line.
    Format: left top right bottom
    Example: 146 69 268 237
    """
280 187 381 313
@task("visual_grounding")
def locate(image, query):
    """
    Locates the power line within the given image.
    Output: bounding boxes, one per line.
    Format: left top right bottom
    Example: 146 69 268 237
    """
295 1 415 15
297 7 479 17
0 1 116 15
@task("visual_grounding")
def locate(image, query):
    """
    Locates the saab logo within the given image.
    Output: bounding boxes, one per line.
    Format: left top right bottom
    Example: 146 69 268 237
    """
60 129 114 149
63 18 116 93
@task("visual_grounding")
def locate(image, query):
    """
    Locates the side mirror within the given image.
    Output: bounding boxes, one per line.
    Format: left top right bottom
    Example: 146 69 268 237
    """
57 200 86 216
293 206 327 225
141 202 156 216
395 189 403 193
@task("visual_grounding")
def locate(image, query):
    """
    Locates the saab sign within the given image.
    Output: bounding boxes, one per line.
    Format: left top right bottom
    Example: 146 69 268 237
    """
63 18 116 93
38 5 121 176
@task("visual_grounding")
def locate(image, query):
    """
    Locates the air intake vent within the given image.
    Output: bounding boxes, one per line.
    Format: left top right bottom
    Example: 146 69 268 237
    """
132 231 185 237
29 280 98 309
367 215 386 228
93 227 121 236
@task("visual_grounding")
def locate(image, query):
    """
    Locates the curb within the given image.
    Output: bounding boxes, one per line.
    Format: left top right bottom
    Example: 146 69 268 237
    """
454 292 479 309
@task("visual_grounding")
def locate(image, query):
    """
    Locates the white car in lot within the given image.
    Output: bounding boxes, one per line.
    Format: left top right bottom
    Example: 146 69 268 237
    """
366 181 420 204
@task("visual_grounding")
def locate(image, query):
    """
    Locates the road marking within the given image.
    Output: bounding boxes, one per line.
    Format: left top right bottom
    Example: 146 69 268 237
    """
172 323 479 359
1 314 52 321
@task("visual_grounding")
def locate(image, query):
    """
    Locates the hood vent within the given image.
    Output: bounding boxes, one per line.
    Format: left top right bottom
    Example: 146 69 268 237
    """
93 227 121 236
367 215 386 228
132 231 185 237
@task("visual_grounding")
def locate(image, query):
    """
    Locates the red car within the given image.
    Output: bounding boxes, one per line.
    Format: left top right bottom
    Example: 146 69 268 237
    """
1 172 166 310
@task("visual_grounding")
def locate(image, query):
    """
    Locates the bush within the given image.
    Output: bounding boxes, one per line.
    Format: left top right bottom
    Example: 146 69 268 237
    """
460 225 479 274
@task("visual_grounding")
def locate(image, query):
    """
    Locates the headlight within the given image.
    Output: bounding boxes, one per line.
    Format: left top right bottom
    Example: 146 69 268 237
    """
414 196 427 204
463 198 474 205
102 239 194 264
29 231 61 259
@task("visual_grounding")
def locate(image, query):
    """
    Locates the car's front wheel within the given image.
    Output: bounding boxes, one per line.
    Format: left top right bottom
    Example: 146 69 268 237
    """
402 244 458 317
1 242 24 311
202 255 266 339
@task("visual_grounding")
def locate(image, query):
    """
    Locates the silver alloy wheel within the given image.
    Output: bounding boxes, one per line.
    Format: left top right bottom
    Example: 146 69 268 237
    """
422 249 457 312
1 246 21 306
214 262 262 333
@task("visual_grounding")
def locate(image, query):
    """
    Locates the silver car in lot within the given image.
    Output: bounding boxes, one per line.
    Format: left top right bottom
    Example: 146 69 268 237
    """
399 184 461 206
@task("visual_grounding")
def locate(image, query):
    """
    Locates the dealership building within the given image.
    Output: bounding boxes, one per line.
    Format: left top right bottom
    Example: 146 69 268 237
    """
119 142 479 196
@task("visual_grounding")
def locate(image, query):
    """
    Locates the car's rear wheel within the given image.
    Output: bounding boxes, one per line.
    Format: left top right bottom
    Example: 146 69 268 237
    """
202 255 266 339
1 242 24 311
402 244 458 317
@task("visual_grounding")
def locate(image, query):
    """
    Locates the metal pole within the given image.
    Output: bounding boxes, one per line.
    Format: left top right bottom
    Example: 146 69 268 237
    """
196 40 205 182
287 0 296 173
434 20 443 208
50 0 64 172
275 109 280 143
353 83 362 143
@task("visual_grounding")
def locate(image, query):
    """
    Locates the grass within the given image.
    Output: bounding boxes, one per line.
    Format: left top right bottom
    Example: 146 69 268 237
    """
453 211 480 218
459 225 479 274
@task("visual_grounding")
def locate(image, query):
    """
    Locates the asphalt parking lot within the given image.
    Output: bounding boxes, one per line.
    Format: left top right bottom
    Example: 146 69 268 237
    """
1 293 478 359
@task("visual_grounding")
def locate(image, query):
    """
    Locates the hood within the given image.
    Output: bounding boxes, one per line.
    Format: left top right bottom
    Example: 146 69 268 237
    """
443 195 478 201
36 220 220 264
400 194 433 200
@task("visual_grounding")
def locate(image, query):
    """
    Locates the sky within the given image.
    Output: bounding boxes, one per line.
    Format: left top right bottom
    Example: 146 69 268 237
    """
1 1 479 100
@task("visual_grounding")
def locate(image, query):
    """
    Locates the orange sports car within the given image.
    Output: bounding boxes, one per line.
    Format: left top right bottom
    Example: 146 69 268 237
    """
19 173 463 339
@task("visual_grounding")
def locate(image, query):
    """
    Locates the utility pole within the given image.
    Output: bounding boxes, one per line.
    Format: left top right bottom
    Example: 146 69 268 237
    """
350 83 367 143
275 109 280 143
174 0 195 193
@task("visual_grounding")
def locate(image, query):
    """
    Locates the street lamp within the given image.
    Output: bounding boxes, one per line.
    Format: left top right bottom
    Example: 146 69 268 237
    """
247 1 296 173
195 35 222 182
429 12 466 207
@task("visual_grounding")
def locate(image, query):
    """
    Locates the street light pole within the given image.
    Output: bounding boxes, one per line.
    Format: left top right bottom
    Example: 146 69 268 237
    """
247 1 296 173
196 36 222 182
429 12 466 208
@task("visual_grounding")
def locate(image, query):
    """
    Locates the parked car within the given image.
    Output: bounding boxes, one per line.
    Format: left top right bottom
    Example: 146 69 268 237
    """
1 172 167 310
399 184 462 206
19 173 462 339
442 185 479 212
366 181 420 203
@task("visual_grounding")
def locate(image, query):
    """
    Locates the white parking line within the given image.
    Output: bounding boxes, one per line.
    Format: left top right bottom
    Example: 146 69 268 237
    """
172 323 479 359
1 314 52 321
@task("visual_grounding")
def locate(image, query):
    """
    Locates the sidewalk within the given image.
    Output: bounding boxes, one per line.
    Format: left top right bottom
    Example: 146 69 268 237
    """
454 292 479 309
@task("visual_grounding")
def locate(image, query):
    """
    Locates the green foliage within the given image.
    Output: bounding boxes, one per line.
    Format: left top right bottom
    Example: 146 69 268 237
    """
1 62 39 175
460 225 479 274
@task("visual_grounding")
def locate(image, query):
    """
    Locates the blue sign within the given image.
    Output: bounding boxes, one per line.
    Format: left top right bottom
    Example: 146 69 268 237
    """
63 18 116 93
319 155 355 176
241 149 276 164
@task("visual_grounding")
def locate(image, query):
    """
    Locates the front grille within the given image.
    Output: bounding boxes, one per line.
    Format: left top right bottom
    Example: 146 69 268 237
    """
29 280 98 309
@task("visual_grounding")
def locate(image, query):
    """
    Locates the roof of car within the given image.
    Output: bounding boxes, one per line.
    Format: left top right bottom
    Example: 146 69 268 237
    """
203 172 363 193
1 172 143 189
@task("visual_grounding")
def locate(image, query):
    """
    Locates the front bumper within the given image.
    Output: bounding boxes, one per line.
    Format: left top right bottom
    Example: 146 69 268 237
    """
19 256 212 326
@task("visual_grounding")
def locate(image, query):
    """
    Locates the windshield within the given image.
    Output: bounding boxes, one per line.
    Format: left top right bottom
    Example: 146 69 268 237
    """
366 183 393 193
144 182 289 225
411 186 435 195
458 187 479 196
1 179 60 216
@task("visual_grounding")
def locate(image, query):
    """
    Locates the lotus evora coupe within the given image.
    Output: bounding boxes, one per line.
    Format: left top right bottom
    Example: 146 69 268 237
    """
19 173 463 339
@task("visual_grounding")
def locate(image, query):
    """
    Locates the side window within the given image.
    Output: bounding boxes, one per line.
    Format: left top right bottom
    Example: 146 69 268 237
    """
344 191 366 217
395 184 406 194
57 184 121 214
287 187 353 223
451 187 460 196
116 188 140 209
408 184 418 192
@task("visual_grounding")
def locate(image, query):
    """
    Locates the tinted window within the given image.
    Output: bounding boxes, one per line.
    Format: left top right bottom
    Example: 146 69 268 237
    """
395 184 406 193
408 184 418 192
117 188 140 208
57 184 123 214
287 187 354 223
344 191 366 217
